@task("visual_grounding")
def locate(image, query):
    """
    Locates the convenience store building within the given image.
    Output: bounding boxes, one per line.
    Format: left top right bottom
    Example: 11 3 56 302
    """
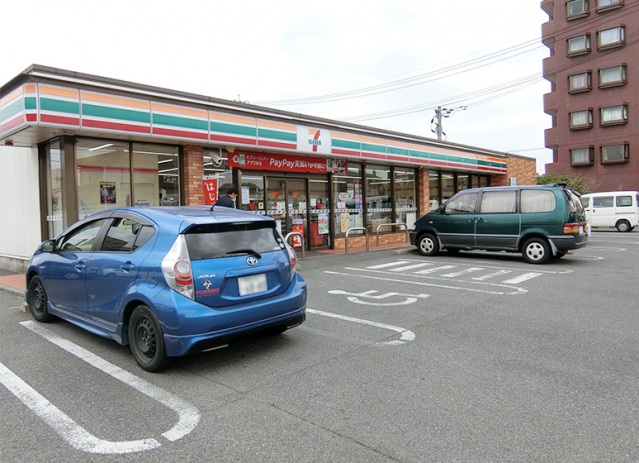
0 65 536 271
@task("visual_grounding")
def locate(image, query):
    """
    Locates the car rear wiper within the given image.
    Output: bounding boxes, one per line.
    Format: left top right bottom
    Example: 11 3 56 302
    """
225 249 262 259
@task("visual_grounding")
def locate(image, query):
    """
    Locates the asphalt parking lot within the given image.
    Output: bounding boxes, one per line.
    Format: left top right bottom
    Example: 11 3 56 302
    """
1 230 638 462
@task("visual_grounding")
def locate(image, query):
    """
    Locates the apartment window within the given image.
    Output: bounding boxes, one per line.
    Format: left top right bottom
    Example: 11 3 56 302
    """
597 26 625 50
599 65 627 88
567 0 589 19
601 143 629 163
596 0 624 12
568 71 592 93
569 109 593 129
600 104 628 126
570 147 594 165
567 34 591 56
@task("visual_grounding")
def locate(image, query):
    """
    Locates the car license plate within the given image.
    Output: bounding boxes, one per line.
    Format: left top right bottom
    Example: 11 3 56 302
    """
238 273 267 296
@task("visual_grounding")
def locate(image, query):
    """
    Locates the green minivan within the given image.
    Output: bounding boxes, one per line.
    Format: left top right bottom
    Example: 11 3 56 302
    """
409 183 588 264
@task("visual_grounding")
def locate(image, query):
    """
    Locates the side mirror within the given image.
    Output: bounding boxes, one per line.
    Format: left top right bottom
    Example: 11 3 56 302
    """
39 240 56 253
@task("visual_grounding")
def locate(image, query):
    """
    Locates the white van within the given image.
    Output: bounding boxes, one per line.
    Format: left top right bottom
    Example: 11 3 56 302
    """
580 191 639 232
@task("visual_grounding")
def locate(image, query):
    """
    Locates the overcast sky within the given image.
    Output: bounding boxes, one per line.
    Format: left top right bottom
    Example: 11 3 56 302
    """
1 1 552 173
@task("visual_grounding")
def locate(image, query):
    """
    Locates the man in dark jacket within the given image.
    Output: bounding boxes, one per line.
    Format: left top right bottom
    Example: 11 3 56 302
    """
215 186 238 208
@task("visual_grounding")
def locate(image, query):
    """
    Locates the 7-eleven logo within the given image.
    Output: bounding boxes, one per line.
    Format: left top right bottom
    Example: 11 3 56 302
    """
297 126 331 154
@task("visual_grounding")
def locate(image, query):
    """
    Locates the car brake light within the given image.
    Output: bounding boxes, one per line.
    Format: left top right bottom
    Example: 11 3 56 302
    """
563 222 583 234
162 235 195 299
174 260 193 286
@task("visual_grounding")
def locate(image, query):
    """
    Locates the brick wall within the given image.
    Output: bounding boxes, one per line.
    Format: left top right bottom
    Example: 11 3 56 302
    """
505 155 537 186
183 145 204 205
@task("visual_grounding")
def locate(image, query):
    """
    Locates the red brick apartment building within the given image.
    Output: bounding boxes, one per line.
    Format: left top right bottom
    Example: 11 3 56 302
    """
541 0 639 191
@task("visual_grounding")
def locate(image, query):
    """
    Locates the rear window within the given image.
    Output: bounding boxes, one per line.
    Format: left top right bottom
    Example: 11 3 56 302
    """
520 190 557 213
184 221 285 260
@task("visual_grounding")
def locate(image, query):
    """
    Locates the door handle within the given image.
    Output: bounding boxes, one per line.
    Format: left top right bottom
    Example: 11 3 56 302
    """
75 260 87 270
121 262 136 271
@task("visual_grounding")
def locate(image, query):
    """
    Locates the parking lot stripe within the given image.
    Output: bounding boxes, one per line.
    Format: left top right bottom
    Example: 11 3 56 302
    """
19 321 200 445
500 272 543 284
0 360 161 454
307 308 415 345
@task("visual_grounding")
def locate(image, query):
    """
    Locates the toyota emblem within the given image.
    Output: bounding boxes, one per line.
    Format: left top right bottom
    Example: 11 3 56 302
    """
246 256 258 266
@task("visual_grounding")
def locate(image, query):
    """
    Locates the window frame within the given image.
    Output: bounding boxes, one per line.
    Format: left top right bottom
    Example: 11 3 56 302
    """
597 26 625 50
596 0 624 13
570 146 595 166
568 71 592 93
567 34 591 56
567 0 589 19
569 109 594 130
599 64 627 88
600 143 629 164
599 104 628 126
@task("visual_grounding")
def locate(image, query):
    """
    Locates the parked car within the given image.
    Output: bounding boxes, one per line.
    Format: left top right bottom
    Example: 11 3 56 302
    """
409 183 588 264
25 206 307 371
580 190 639 232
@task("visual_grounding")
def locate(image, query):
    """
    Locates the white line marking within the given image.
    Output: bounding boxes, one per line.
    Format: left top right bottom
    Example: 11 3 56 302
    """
440 267 484 278
472 270 513 281
366 261 412 269
328 289 430 306
326 270 526 295
16 321 200 453
307 308 415 345
0 361 160 454
501 272 543 284
413 265 457 275
389 263 433 272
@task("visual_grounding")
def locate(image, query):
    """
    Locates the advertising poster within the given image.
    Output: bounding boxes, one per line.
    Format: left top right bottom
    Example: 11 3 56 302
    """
318 213 329 234
340 212 351 233
100 182 116 204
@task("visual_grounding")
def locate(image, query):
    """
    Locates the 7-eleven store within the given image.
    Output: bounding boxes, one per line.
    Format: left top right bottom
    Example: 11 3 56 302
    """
0 65 535 271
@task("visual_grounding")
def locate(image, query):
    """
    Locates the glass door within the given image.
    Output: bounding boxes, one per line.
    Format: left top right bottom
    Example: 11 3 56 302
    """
287 178 307 249
266 177 287 236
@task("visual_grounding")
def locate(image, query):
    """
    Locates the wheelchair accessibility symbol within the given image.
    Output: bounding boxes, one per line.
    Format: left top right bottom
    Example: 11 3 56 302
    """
328 289 430 306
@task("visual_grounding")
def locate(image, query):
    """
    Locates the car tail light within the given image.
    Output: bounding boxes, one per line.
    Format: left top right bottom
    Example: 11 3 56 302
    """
563 222 583 234
286 243 297 271
162 235 195 299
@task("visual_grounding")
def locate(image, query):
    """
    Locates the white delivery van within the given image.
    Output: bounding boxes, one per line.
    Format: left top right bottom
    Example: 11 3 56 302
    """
580 191 639 232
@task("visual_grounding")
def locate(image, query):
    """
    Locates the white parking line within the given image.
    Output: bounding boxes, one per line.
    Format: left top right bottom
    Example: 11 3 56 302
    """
4 321 201 454
307 308 416 345
0 361 160 454
501 272 543 284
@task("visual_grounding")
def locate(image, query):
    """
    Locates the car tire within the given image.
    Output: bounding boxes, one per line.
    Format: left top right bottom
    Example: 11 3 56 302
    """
417 233 439 256
522 238 551 264
616 220 632 232
129 305 172 372
27 276 54 322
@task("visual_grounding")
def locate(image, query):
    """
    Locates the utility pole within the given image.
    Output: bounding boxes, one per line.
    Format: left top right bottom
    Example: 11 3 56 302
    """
431 106 467 141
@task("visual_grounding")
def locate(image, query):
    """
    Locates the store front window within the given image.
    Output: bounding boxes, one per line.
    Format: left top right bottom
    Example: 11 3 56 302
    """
334 162 363 235
75 138 180 218
366 164 392 233
132 142 180 206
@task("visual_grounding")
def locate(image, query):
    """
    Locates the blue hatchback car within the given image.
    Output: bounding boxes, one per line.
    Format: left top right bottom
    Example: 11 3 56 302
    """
25 206 307 371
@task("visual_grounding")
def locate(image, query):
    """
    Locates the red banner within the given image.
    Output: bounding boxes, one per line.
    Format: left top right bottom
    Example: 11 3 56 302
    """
228 151 347 174
202 177 218 205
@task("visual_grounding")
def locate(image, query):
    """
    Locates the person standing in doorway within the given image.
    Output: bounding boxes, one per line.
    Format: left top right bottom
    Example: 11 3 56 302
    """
215 186 238 208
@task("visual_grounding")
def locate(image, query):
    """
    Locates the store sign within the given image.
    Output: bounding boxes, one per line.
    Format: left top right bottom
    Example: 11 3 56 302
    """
296 126 332 154
229 151 347 174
